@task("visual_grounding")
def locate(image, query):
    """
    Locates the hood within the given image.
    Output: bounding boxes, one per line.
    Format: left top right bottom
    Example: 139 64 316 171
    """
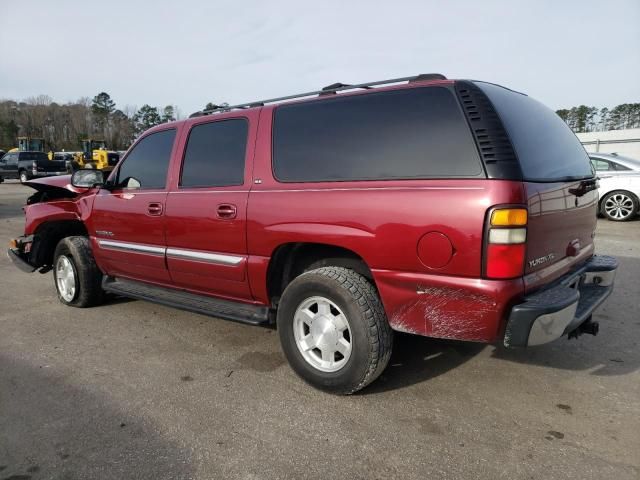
24 175 92 205
24 175 88 195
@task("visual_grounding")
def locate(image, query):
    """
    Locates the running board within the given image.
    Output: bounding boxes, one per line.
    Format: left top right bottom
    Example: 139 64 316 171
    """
102 277 271 325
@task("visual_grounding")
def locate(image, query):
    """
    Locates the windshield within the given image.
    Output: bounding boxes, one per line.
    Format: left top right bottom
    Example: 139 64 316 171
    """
476 82 594 182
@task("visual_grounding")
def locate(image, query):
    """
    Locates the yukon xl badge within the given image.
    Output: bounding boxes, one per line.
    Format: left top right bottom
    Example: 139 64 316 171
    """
529 253 555 268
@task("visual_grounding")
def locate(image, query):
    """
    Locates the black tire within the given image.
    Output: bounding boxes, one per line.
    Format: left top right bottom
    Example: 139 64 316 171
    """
53 236 104 307
19 170 29 183
601 190 639 222
277 266 393 394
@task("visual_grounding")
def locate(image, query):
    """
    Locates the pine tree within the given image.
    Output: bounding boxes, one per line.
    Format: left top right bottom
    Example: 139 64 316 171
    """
132 105 162 135
161 105 176 123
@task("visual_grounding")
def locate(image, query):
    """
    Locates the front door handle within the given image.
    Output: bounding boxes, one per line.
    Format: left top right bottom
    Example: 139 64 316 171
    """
147 202 163 216
216 203 237 219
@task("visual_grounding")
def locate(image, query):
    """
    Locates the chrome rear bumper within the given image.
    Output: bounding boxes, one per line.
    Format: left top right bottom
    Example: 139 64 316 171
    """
504 255 617 347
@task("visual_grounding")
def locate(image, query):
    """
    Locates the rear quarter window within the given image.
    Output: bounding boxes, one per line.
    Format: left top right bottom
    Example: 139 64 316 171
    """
272 86 484 182
476 82 593 182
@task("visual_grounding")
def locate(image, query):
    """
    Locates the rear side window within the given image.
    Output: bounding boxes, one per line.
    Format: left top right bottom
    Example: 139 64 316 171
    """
117 129 175 189
476 82 593 182
181 119 248 188
272 87 483 182
611 161 631 171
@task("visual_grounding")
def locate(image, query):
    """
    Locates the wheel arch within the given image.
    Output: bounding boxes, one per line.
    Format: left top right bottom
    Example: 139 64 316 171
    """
30 219 88 268
266 242 375 305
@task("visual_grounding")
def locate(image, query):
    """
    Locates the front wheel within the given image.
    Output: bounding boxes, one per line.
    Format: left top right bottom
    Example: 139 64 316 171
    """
602 190 638 221
53 236 105 307
277 267 393 394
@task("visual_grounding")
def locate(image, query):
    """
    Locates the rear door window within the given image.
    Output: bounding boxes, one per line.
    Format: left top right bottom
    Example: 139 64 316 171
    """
611 161 631 171
180 119 248 188
476 82 593 182
272 87 483 182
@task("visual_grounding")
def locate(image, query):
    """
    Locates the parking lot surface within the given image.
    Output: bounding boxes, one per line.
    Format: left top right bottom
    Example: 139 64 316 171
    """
0 181 638 480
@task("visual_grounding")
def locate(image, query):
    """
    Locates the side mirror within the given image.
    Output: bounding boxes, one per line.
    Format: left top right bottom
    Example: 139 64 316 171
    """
71 169 105 188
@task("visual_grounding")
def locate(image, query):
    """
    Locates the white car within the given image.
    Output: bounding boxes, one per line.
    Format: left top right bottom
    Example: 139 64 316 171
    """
590 153 640 221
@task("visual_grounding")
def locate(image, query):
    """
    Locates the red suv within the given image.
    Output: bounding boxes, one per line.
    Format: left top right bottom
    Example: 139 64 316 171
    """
9 74 617 394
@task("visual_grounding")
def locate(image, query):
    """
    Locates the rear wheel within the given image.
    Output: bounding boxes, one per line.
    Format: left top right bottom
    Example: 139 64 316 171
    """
277 266 393 394
53 236 104 307
602 190 638 221
19 170 28 183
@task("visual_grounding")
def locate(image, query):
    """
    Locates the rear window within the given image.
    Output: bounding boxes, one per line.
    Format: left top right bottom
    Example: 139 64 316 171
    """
272 87 483 182
476 82 593 182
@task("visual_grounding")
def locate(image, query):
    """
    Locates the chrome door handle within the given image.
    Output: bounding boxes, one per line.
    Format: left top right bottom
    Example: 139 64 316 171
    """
216 204 237 219
147 202 163 216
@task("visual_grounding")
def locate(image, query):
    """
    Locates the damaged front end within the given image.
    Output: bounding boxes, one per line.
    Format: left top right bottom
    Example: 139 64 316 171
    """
23 175 83 205
8 175 92 274
8 235 38 272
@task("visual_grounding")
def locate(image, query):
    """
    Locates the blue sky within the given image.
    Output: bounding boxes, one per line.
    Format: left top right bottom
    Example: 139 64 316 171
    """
1 0 638 116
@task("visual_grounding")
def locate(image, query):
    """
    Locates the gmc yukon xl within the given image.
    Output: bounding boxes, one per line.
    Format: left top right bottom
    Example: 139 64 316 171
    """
8 74 618 394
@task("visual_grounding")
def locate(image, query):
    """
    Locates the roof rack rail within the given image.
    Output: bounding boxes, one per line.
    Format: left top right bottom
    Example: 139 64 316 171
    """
319 82 373 96
193 73 447 116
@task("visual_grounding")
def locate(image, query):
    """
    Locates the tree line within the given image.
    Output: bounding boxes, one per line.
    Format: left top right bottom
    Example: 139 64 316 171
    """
556 103 640 133
0 92 181 152
3 90 638 151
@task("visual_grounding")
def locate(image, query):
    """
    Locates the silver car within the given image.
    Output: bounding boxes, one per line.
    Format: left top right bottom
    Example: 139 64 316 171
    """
589 153 640 221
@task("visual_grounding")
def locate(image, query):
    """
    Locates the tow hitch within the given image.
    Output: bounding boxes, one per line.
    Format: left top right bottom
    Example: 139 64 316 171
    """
568 316 599 339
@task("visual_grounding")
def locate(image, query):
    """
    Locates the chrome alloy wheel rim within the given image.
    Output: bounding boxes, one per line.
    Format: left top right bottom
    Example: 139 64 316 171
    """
55 255 77 302
293 296 352 373
605 193 634 220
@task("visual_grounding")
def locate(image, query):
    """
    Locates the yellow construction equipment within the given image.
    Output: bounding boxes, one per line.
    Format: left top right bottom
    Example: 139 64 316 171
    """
71 139 120 171
9 137 45 153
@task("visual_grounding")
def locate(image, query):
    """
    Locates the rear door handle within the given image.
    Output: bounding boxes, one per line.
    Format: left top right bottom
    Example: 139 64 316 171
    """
216 204 237 219
147 202 163 216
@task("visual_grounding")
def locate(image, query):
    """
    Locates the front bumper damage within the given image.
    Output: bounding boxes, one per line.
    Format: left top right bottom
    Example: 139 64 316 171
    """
504 255 618 347
7 235 38 273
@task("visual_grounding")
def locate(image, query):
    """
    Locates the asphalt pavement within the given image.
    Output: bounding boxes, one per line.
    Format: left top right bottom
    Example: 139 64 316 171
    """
0 181 638 480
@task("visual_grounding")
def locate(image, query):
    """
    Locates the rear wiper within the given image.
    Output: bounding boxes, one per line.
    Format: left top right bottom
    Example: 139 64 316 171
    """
569 178 599 197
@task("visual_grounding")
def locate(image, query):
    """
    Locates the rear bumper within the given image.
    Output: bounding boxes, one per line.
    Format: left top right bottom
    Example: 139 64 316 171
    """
503 255 617 347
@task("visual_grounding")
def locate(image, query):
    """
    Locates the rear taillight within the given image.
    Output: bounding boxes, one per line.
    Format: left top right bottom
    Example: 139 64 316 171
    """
32 161 38 175
484 207 527 279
